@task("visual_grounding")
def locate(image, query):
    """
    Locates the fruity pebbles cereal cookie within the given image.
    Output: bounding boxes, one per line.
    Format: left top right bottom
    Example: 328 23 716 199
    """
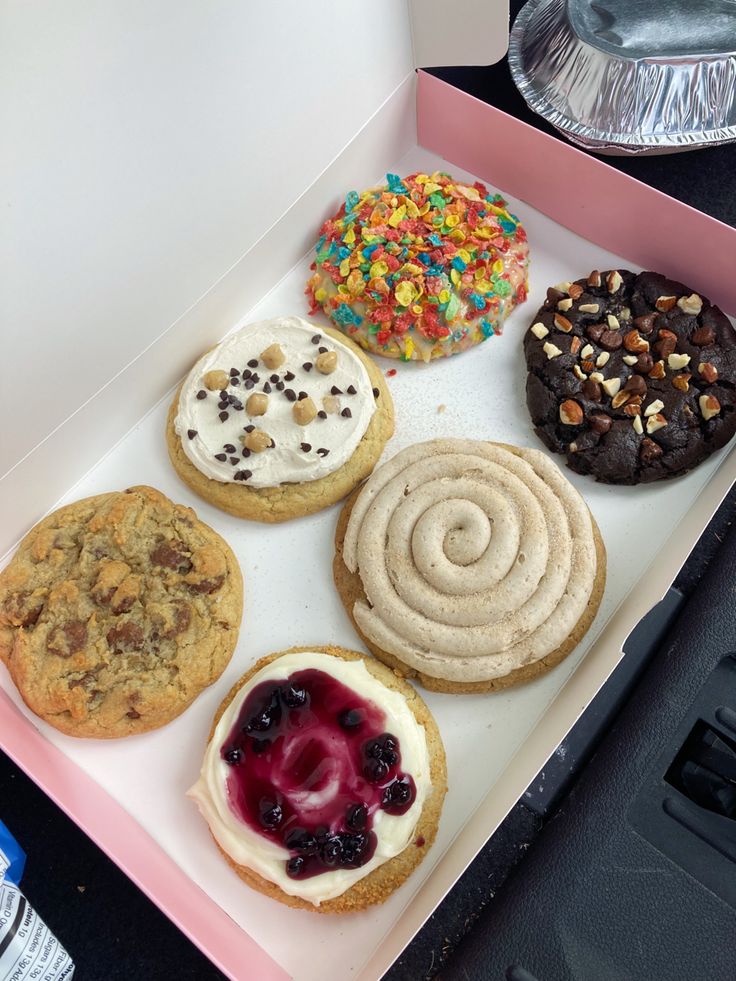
306 172 529 362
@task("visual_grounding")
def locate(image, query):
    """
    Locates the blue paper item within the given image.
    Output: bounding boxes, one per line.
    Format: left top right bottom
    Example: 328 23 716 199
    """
0 819 26 886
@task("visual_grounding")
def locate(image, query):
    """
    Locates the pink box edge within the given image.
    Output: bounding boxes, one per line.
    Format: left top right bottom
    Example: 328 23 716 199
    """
416 70 736 316
0 690 289 981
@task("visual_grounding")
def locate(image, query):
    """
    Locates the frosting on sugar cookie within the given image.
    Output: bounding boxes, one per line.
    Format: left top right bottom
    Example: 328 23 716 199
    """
166 317 394 521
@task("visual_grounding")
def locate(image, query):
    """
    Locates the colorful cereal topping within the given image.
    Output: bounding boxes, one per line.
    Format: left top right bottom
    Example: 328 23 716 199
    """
306 172 529 362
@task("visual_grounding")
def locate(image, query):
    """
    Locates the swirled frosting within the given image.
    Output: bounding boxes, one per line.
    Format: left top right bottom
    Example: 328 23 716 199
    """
188 651 431 905
175 317 376 488
342 440 599 683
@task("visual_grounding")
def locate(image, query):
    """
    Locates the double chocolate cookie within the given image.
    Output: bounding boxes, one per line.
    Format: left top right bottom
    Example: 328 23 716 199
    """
524 270 736 483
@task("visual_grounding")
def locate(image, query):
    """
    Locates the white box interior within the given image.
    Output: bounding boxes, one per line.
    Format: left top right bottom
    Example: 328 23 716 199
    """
2 143 733 981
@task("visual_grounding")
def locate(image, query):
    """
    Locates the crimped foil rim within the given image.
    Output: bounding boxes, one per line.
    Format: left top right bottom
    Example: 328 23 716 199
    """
509 0 736 152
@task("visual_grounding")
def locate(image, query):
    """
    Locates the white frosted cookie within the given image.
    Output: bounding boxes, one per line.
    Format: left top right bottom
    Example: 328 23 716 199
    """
333 440 606 693
166 317 394 521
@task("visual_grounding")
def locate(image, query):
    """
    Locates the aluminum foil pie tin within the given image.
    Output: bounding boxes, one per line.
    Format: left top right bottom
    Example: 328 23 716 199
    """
509 0 736 154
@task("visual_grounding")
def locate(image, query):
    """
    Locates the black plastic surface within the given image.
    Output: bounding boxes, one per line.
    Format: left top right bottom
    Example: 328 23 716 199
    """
442 521 736 981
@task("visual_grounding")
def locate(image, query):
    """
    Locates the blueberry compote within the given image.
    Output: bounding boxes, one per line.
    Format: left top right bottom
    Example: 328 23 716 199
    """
220 669 417 879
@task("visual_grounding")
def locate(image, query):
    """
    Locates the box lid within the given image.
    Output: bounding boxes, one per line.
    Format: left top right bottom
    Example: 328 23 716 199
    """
1 0 508 545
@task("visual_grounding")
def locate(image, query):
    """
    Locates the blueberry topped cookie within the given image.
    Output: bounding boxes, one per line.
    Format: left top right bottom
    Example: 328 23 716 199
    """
524 270 736 483
189 646 446 912
0 486 243 738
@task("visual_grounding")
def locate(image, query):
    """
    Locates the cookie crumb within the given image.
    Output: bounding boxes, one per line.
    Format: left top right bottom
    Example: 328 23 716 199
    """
437 404 446 414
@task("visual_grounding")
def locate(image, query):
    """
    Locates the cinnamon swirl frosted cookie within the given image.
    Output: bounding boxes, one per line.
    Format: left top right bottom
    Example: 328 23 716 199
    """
333 440 606 693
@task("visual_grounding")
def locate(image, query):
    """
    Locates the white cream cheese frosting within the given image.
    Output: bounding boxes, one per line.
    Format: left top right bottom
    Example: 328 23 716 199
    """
188 651 431 905
342 440 599 683
175 316 376 488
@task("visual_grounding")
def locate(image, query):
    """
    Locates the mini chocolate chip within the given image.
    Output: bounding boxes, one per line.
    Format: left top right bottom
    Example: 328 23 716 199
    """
268 437 276 448
300 442 311 452
285 389 297 401
187 429 197 439
219 389 228 398
372 387 380 398
231 400 243 411
311 334 321 344
270 374 279 383
214 453 227 461
196 390 207 400
318 346 328 353
600 330 623 351
582 379 602 401
244 379 255 390
317 410 327 419
219 411 229 422
636 352 654 373
229 378 239 387
242 448 251 457
229 367 239 376
298 391 308 400
229 456 239 465
244 424 255 432
242 369 252 379
316 447 329 456
276 381 285 391
224 443 236 452
263 382 272 393
347 385 357 395
248 359 258 368
589 413 612 434
341 407 352 418
331 386 343 395
251 373 260 383
285 371 295 381
218 400 229 409
234 469 253 481
303 362 313 372
624 374 647 396
546 286 565 305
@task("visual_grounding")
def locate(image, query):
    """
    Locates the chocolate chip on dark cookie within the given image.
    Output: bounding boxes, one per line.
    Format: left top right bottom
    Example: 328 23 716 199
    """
524 270 736 484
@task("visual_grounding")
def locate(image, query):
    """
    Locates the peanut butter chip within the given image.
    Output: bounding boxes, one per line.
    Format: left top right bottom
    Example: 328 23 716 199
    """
246 393 268 416
315 351 338 374
293 396 317 425
204 369 229 391
260 343 285 370
242 429 273 452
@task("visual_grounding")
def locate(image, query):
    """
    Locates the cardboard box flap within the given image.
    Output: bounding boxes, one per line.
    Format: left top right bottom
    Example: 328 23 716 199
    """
410 0 509 67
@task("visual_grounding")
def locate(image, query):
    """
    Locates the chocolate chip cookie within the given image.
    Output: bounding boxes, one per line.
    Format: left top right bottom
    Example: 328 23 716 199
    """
524 270 736 484
0 485 243 738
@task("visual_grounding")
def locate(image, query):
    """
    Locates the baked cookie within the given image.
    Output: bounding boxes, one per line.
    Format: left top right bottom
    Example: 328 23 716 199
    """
0 486 243 738
333 440 606 693
188 646 446 913
306 172 529 362
167 316 394 521
524 269 736 484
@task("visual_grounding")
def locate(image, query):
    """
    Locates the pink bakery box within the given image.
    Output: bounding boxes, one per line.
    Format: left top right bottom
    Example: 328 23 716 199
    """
3 8 736 980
